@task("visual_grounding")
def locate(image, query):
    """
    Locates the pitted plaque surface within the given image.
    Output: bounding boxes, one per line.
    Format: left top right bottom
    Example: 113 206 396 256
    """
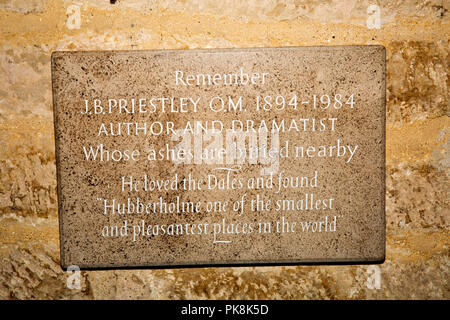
52 46 385 268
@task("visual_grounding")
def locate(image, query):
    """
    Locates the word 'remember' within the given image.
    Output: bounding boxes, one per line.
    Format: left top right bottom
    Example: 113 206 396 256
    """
175 68 269 86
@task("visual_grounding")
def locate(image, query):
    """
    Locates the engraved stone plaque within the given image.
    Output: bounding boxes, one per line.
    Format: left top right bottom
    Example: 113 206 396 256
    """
52 46 385 269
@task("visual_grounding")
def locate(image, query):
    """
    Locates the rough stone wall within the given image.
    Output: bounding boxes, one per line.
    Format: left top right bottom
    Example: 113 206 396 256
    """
0 0 448 299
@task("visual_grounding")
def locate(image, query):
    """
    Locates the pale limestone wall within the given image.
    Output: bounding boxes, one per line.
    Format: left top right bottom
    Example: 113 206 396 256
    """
0 0 448 299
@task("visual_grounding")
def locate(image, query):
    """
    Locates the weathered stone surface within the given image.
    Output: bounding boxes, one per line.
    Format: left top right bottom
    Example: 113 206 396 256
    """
0 216 448 299
0 125 56 217
0 0 48 14
386 165 449 229
62 0 449 24
0 0 448 299
386 41 448 124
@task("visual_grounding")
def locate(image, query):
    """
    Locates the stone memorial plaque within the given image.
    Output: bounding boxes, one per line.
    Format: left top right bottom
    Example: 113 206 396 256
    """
52 46 385 269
